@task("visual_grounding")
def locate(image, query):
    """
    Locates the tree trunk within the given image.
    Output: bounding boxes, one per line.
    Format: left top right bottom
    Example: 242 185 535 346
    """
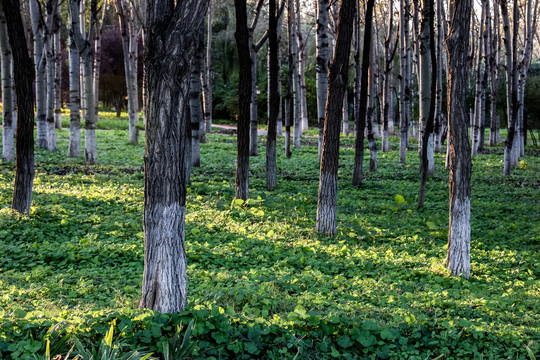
71 0 97 164
140 0 208 314
367 30 378 173
434 0 443 153
0 5 15 162
284 57 292 158
248 0 265 157
53 5 62 130
382 0 397 153
316 0 356 236
93 0 107 125
116 0 139 145
189 26 204 167
342 92 349 135
489 0 500 146
399 0 411 164
203 0 213 135
446 0 472 279
471 2 485 156
288 0 302 149
500 0 518 176
45 0 58 152
3 0 36 215
30 0 48 149
316 0 330 158
234 0 252 201
295 0 308 132
418 0 436 208
68 7 81 157
352 0 375 186
266 0 279 191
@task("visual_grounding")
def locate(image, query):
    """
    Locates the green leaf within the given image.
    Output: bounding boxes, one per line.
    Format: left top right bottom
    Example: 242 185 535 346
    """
244 342 258 354
395 194 406 204
337 335 352 348
294 304 307 318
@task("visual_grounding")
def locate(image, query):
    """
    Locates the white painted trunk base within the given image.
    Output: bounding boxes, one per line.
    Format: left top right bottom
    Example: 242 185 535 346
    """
447 196 471 278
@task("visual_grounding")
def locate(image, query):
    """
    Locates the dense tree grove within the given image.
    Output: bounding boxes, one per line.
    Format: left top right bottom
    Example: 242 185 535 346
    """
1 2 540 354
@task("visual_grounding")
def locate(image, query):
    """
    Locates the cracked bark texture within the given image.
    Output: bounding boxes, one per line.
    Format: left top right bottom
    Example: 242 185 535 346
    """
0 3 15 162
3 0 36 214
446 0 472 279
316 0 355 236
140 0 209 313
316 0 329 158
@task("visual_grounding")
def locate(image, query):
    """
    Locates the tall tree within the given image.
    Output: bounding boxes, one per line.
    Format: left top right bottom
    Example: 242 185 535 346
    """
351 0 375 186
248 0 266 156
500 0 519 176
0 2 14 162
92 0 108 125
140 0 209 313
316 0 330 158
433 0 444 153
68 0 81 157
471 2 485 156
446 0 472 278
30 0 47 149
3 0 36 214
202 0 213 135
115 0 140 144
266 0 279 190
53 4 62 130
382 0 398 153
417 0 436 208
234 0 252 201
288 0 302 149
399 0 411 163
70 0 98 164
489 0 501 146
316 0 356 235
366 26 378 172
189 26 204 167
45 0 59 151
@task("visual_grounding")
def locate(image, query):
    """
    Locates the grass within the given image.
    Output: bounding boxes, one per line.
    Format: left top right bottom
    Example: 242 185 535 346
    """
0 113 539 359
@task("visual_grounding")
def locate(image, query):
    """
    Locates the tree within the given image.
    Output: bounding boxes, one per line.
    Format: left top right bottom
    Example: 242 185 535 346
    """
45 0 59 151
115 0 140 144
0 3 14 162
266 0 279 191
70 0 98 164
234 0 252 201
140 0 209 313
489 0 501 146
288 0 302 149
417 0 436 208
30 0 48 149
2 0 36 214
382 0 398 153
352 0 375 186
68 2 81 157
399 0 411 164
446 0 472 278
189 26 204 167
315 0 329 158
316 0 356 236
202 0 214 135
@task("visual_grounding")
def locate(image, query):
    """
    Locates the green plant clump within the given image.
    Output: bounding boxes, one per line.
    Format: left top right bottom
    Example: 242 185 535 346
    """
0 121 539 359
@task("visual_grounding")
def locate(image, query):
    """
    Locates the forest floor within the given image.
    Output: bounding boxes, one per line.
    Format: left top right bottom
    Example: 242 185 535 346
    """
0 116 539 359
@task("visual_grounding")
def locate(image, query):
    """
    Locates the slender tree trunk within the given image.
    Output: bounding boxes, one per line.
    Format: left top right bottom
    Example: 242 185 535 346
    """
316 0 356 236
203 0 213 135
288 0 302 148
30 0 48 149
189 26 204 167
295 0 308 132
434 0 443 153
267 0 279 191
140 0 208 314
418 0 436 208
285 59 292 158
93 0 107 125
235 0 252 201
68 6 81 157
501 0 518 176
71 0 97 164
471 3 485 156
367 31 378 172
382 0 397 153
342 93 349 135
0 5 15 162
399 0 411 163
45 0 58 152
489 0 500 146
3 0 36 215
352 0 375 185
248 0 265 156
53 5 62 130
316 0 329 158
446 0 472 279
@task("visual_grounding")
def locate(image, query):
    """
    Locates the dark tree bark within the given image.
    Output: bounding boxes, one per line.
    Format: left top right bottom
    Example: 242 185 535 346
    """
234 0 252 201
140 0 209 314
446 0 472 279
418 0 436 208
266 0 279 191
351 0 375 186
2 0 36 215
316 0 356 236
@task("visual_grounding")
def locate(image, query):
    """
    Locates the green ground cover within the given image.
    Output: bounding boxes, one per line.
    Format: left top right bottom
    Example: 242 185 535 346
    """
0 118 539 359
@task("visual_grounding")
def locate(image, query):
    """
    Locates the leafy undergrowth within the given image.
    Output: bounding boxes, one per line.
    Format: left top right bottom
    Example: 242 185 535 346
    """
0 128 539 359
